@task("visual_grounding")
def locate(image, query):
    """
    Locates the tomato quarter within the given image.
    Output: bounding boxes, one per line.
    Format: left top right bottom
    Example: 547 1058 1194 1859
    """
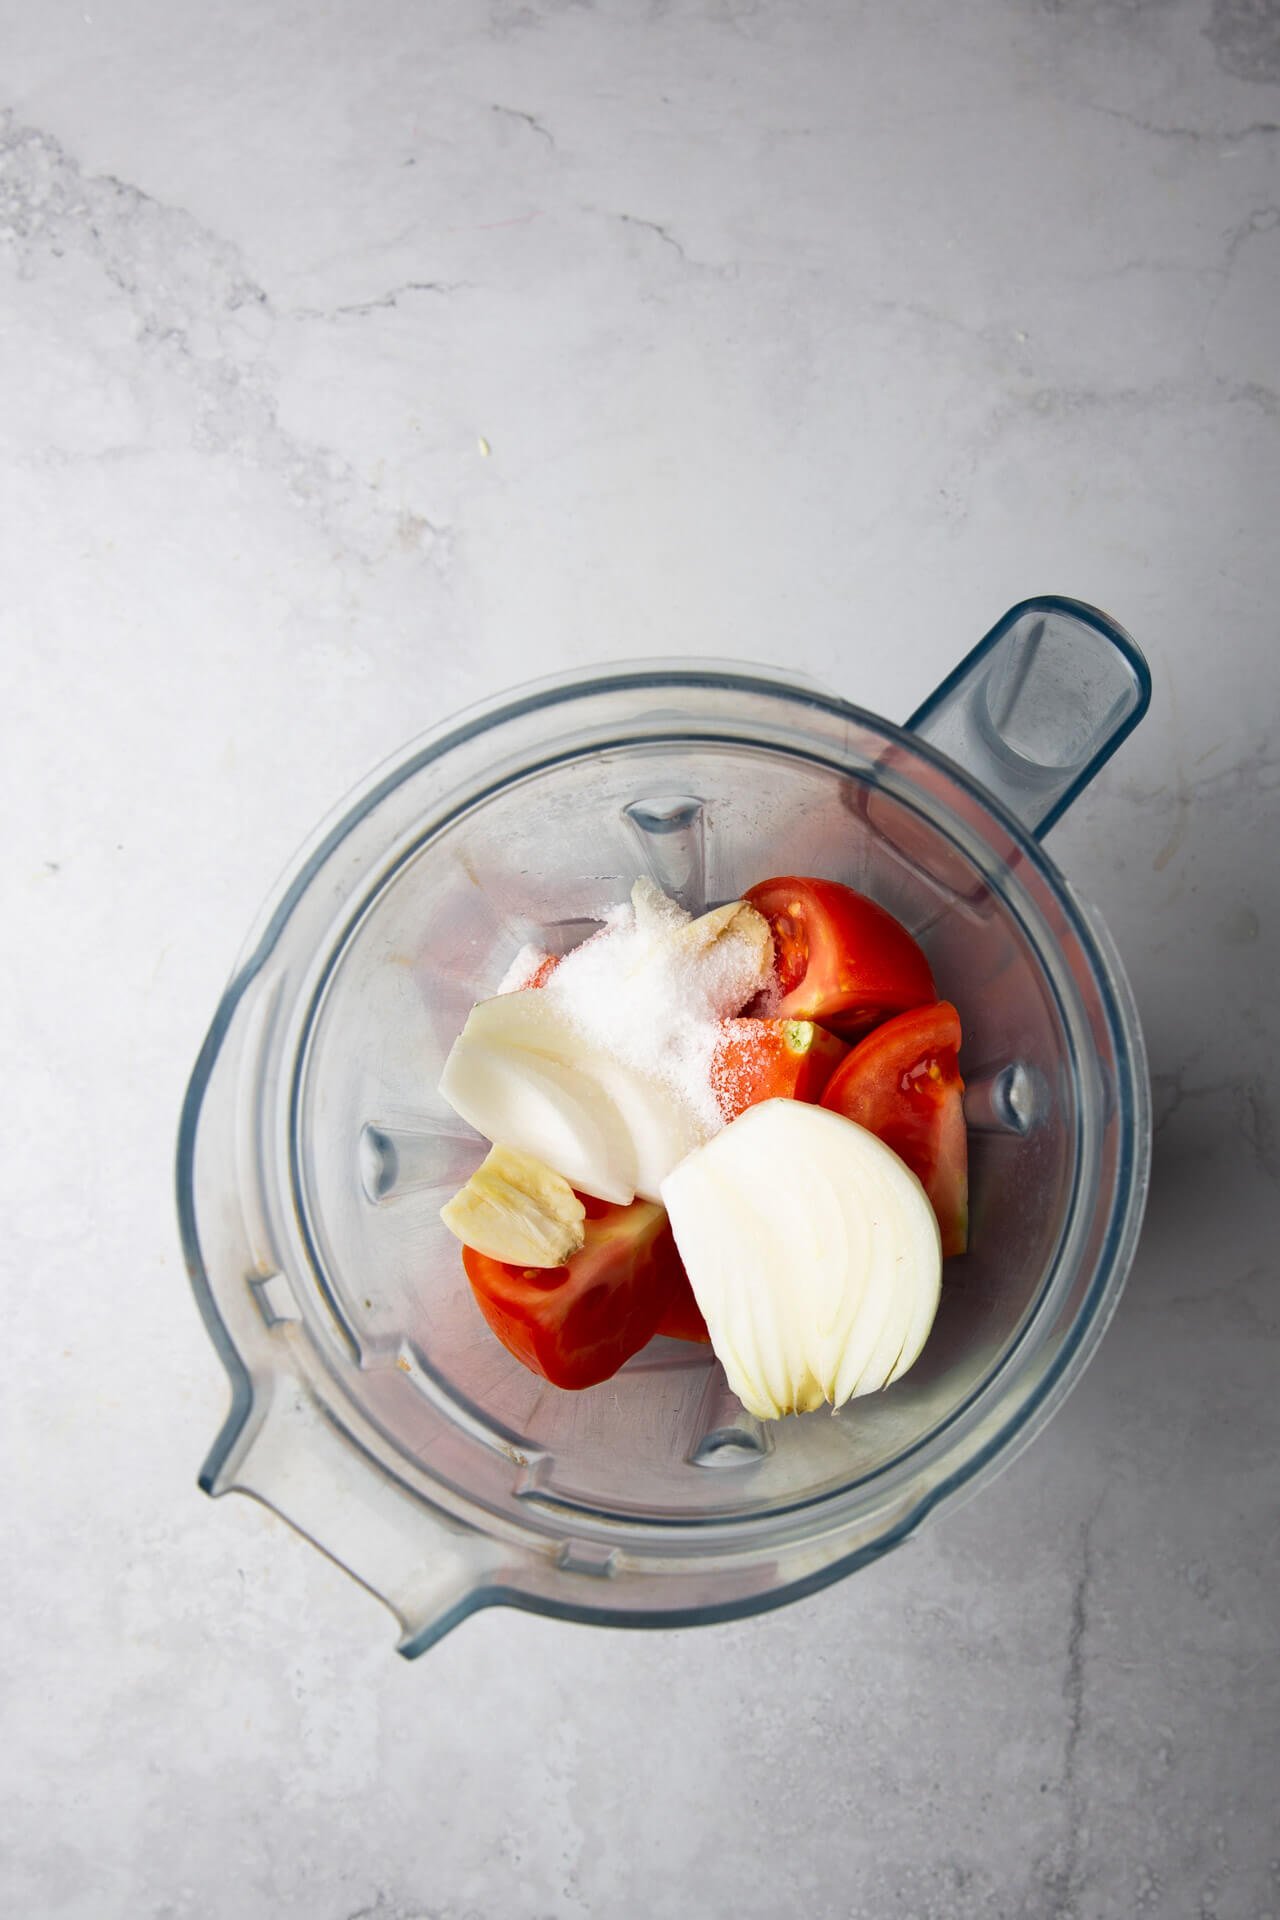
462 1197 681 1388
820 999 968 1256
710 1017 848 1122
653 1263 711 1344
744 876 936 1039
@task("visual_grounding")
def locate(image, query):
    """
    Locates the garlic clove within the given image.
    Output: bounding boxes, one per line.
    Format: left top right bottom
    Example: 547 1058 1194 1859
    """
440 1144 586 1267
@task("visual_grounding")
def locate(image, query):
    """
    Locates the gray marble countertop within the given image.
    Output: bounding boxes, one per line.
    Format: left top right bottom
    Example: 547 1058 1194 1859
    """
5 2 1278 1916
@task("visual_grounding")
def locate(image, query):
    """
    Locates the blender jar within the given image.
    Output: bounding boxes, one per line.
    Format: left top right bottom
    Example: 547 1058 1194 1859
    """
178 597 1151 1654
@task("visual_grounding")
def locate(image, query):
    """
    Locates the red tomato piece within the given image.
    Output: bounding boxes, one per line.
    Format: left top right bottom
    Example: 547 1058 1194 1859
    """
524 953 560 989
653 1263 712 1344
744 876 936 1039
710 1017 848 1122
820 1000 969 1256
579 1191 710 1344
462 1198 680 1389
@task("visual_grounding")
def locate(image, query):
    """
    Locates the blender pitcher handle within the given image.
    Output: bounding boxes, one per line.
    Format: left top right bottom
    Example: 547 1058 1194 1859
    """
905 597 1151 838
179 962 503 1658
210 1372 506 1657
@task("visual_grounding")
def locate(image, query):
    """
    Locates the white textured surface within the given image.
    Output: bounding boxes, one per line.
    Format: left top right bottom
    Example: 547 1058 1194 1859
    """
4 2 1278 1915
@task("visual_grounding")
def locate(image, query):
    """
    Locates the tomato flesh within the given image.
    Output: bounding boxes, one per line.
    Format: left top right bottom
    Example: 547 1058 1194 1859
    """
462 1198 681 1388
653 1263 711 1344
820 999 968 1255
710 1017 848 1122
744 876 936 1039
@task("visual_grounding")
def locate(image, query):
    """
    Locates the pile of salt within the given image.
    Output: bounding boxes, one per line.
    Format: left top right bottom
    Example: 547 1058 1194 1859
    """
536 878 776 1136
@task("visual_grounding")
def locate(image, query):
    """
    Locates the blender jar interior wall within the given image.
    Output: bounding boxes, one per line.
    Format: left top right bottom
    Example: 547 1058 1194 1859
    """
287 737 1085 1523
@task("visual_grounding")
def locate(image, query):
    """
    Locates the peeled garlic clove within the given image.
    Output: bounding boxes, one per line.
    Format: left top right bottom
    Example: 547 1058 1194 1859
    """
440 1144 586 1267
673 899 773 972
625 883 773 1006
660 1099 942 1419
675 902 775 1018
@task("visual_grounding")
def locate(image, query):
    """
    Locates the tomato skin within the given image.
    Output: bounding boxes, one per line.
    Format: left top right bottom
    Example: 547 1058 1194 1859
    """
820 1000 968 1255
744 876 936 1039
462 1199 680 1388
710 1018 848 1122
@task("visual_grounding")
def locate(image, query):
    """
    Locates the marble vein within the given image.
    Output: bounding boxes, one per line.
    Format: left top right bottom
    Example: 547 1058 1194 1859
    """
1083 101 1280 147
1117 738 1280 809
1220 202 1280 273
289 280 472 321
610 208 691 262
1151 1069 1278 1186
583 203 736 278
1039 1496 1106 1918
490 103 556 148
0 110 455 567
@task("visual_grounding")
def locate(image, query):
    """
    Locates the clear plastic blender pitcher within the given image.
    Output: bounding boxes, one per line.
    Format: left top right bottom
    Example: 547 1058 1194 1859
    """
178 596 1151 1655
